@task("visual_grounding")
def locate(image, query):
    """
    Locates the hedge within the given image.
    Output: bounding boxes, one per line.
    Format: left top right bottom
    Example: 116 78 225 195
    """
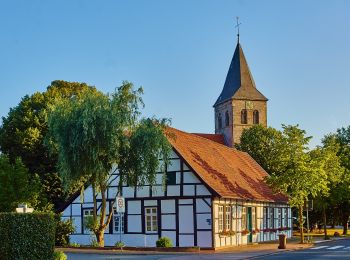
0 212 56 259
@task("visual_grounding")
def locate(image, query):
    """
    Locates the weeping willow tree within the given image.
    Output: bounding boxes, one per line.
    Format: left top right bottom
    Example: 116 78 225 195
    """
47 82 172 246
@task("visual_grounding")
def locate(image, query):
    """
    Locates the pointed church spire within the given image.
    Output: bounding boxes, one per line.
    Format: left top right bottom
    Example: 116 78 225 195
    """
235 17 241 44
214 40 267 106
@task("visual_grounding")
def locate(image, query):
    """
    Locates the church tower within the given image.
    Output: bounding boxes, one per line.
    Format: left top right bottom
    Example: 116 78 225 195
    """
213 41 268 147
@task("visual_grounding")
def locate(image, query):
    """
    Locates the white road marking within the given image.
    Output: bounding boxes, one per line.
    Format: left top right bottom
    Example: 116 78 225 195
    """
311 246 329 250
314 240 331 244
327 245 345 250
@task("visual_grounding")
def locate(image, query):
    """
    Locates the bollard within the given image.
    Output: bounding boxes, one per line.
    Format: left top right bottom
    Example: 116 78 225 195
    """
278 234 287 249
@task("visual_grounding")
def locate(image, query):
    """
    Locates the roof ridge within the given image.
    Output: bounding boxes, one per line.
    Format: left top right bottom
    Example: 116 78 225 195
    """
177 129 238 150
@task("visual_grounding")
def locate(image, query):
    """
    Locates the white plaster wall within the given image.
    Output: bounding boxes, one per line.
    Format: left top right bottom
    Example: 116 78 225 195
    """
63 205 71 217
108 187 118 199
72 204 81 216
128 201 141 214
196 198 211 212
152 186 165 196
179 235 194 247
179 205 193 233
197 214 211 229
167 185 180 196
183 172 201 183
197 231 212 247
123 187 135 198
168 159 181 172
161 199 175 213
127 215 141 232
196 185 210 195
136 186 150 197
183 185 195 196
144 200 157 207
162 215 176 229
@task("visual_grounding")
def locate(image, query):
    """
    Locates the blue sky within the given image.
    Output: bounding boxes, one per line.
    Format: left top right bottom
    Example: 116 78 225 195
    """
0 0 349 147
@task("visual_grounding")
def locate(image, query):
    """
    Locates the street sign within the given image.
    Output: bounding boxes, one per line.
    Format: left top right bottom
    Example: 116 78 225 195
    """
115 196 125 213
304 200 313 211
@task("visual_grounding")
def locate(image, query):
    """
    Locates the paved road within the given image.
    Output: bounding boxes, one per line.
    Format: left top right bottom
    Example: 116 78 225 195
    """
66 239 350 260
66 252 268 260
257 239 350 259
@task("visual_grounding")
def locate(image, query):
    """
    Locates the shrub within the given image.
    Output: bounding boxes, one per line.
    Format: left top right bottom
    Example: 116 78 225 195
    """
156 237 173 248
69 242 80 247
55 214 75 246
53 250 67 260
115 241 125 248
90 237 99 247
0 212 56 260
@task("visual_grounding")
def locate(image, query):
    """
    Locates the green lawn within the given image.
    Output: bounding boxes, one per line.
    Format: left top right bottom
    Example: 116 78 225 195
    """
293 228 350 238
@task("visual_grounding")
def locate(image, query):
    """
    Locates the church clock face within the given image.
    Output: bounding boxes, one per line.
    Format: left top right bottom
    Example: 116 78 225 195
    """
246 101 254 109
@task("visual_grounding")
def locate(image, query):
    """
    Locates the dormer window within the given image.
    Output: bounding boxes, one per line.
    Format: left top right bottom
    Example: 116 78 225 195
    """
253 110 259 124
241 109 248 124
225 111 229 127
218 113 222 129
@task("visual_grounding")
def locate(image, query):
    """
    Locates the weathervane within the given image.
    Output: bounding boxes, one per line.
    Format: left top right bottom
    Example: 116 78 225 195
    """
235 17 242 43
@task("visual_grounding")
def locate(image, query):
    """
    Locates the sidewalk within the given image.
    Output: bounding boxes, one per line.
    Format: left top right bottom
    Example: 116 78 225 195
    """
58 237 317 256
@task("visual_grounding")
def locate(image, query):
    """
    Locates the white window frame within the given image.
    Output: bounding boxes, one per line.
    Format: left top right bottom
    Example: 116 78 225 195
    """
113 208 124 233
268 207 274 228
252 207 256 230
83 208 94 234
277 208 282 228
263 207 268 229
284 208 288 227
242 207 247 230
145 207 158 233
236 205 242 232
218 205 224 232
225 206 231 231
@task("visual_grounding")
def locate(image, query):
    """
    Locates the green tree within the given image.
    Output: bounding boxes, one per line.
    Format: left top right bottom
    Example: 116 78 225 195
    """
323 126 350 235
0 80 98 209
265 125 327 243
310 138 344 240
0 155 41 212
238 125 334 243
236 125 286 175
47 82 172 246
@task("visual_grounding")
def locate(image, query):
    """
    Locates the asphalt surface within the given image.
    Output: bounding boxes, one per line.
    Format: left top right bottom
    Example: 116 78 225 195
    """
66 239 350 260
257 239 350 259
65 252 269 260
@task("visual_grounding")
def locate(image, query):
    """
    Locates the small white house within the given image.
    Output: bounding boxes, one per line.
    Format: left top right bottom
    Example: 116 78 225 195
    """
60 127 291 249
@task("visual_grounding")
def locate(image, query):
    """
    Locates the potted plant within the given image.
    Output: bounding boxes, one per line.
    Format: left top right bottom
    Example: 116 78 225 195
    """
241 229 250 235
252 228 260 235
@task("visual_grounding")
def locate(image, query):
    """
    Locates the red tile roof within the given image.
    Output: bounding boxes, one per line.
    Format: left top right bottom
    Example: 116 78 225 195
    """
166 127 288 203
192 133 226 145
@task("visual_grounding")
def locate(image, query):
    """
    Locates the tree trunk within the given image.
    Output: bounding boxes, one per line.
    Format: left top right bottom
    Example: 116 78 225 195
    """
93 182 116 247
96 230 105 247
323 206 328 240
299 205 304 244
342 215 349 235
